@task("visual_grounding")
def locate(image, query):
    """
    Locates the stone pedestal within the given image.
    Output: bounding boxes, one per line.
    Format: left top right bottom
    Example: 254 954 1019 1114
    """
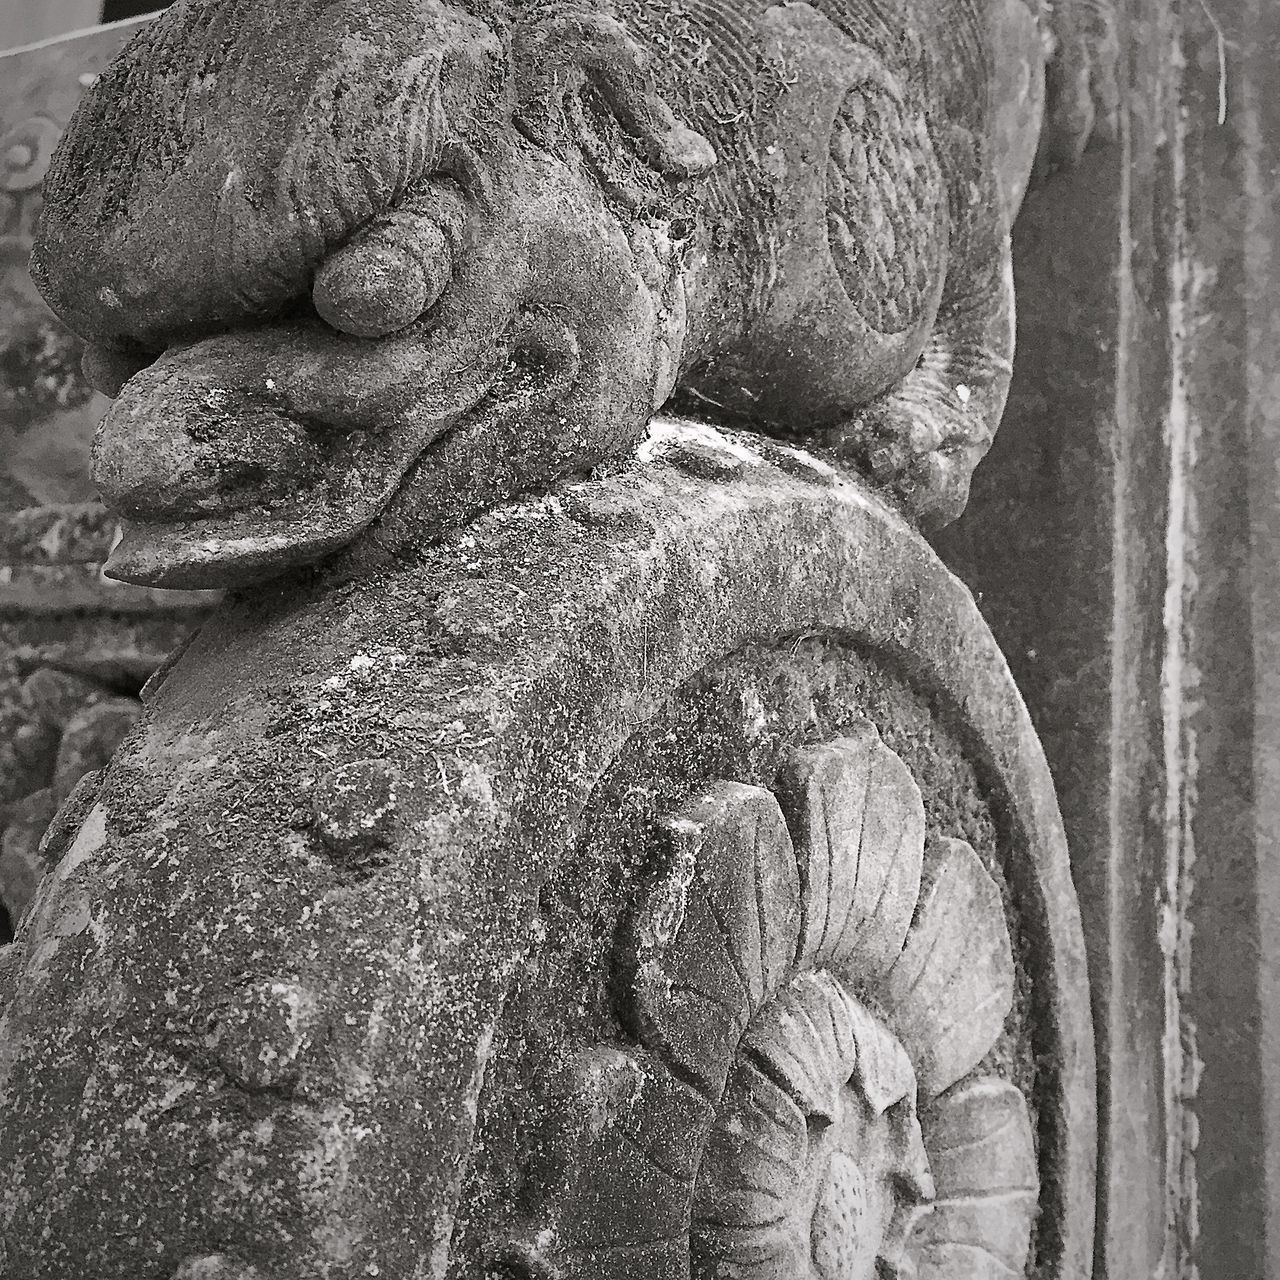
0 429 1095 1278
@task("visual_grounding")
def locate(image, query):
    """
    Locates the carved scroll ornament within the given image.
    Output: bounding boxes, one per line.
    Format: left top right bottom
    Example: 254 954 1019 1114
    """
0 431 1097 1277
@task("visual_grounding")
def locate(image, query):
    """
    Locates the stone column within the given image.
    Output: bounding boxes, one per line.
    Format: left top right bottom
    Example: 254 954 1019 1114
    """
937 0 1280 1272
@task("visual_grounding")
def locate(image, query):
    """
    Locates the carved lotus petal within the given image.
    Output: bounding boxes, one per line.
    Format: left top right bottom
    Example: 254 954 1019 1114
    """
694 1055 810 1236
692 970 933 1279
910 1078 1040 1278
629 782 801 1099
877 837 1015 1101
742 970 915 1124
777 728 925 984
527 722 1028 1280
544 1049 712 1248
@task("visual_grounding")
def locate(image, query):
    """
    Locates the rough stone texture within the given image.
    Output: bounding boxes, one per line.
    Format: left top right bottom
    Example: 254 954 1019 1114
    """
0 426 1093 1278
0 502 215 938
27 0 1113 589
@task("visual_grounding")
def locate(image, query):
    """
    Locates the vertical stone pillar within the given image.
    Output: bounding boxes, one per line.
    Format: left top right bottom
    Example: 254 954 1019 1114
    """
937 0 1280 1272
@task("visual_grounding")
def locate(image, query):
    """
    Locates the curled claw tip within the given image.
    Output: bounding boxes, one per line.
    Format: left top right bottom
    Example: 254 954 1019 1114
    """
312 188 464 338
313 242 434 338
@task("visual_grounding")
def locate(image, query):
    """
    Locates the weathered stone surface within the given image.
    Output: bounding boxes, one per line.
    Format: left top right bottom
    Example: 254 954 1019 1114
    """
0 8 1113 1266
0 429 1093 1278
0 787 56 924
310 758 404 864
27 0 1111 588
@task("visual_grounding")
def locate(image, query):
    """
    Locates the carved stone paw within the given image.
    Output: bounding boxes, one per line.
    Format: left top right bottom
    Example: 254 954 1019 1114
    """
833 332 1011 528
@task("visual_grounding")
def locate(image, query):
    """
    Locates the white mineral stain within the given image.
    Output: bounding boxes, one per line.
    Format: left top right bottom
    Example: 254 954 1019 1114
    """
457 761 495 810
296 1101 372 1204
21 804 109 977
637 416 763 466
775 442 841 479
54 802 107 881
740 686 769 739
363 991 393 1057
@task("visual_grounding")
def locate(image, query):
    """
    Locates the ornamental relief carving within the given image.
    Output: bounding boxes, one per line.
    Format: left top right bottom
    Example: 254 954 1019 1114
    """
0 428 1092 1278
0 0 1112 1269
437 595 1061 1280
496 722 1036 1280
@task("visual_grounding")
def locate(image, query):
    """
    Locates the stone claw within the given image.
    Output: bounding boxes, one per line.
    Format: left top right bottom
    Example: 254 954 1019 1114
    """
834 343 1004 529
514 11 715 188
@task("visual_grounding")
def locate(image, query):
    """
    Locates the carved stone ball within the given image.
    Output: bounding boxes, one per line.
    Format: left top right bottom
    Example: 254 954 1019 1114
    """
310 757 401 861
214 979 317 1093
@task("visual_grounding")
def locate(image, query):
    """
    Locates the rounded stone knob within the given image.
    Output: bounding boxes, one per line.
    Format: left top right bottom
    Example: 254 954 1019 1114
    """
311 758 401 860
